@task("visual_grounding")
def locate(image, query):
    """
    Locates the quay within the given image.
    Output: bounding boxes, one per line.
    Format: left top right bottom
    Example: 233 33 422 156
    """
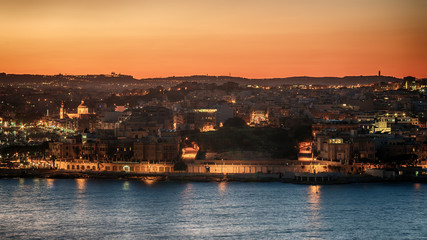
1 167 426 184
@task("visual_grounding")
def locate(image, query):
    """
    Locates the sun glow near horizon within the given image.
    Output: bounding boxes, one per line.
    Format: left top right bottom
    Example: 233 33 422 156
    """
1 0 426 78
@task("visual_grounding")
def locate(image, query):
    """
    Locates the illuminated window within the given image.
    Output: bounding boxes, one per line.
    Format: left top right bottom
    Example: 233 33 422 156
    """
329 138 343 144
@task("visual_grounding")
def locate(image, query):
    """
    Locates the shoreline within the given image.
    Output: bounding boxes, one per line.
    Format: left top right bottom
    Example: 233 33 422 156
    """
1 169 426 184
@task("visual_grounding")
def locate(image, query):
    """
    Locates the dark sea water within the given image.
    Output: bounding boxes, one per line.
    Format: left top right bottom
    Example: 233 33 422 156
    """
0 179 425 240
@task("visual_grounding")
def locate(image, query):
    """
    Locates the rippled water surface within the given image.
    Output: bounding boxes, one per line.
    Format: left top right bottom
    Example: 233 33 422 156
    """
0 179 425 239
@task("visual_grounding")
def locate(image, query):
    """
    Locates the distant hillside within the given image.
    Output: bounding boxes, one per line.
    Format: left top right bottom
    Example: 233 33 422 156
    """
0 72 405 86
0 73 136 83
139 75 403 86
266 75 402 86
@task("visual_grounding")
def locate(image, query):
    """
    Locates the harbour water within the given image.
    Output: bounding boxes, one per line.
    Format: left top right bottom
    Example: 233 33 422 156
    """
0 179 425 239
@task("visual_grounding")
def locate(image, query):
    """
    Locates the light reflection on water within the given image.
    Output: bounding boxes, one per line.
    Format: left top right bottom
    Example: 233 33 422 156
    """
75 178 87 193
0 179 425 239
46 179 55 189
182 182 193 196
32 178 40 190
307 185 323 236
19 178 25 187
142 177 157 185
307 185 321 210
414 183 421 190
122 181 130 191
218 181 227 195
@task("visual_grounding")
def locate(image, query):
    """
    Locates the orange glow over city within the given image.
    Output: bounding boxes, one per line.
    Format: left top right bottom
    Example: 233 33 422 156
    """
0 0 426 78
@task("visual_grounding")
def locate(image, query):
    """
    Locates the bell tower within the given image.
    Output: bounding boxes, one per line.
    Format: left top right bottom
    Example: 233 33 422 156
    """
60 101 64 119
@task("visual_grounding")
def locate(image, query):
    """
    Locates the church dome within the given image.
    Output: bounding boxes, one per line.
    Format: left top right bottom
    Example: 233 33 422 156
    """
78 100 88 108
77 100 89 115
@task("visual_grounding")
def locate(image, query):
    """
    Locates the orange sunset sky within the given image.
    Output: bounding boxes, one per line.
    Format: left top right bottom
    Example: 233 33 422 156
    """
0 0 426 78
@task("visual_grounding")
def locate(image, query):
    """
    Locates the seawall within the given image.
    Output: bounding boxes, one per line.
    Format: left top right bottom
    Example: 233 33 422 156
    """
2 168 425 184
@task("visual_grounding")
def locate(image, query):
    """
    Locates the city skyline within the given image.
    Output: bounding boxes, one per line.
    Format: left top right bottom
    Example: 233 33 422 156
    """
1 1 426 239
1 0 426 78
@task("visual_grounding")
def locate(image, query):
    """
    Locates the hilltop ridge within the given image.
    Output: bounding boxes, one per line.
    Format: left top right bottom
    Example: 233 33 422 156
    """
0 72 409 86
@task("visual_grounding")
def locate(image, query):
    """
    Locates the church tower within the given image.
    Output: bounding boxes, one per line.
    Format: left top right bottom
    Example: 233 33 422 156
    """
60 101 64 119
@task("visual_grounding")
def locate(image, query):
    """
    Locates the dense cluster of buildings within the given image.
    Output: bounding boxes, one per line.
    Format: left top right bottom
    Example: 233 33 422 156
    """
1 74 426 175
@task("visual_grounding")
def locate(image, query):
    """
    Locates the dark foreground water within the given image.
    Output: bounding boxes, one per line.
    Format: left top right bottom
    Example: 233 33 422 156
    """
0 179 425 240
